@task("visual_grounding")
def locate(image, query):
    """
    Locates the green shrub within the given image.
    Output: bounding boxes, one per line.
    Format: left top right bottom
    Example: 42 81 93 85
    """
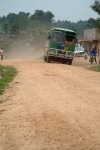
0 65 18 95
89 65 100 72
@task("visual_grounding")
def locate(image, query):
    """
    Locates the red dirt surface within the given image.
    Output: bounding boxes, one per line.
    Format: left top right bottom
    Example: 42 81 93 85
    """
0 58 100 150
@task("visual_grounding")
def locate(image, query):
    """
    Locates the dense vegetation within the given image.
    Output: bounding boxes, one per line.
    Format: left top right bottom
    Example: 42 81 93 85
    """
0 65 18 114
0 10 96 36
89 65 100 72
0 64 18 95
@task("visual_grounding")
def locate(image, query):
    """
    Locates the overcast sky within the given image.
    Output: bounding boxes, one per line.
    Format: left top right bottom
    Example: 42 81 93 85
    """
0 0 99 22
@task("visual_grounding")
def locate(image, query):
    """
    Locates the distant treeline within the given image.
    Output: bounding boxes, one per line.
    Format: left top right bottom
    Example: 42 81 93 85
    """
0 10 96 36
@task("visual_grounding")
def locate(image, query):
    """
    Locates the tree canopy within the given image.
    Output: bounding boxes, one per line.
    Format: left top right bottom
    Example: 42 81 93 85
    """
90 0 100 15
90 0 100 30
0 9 97 36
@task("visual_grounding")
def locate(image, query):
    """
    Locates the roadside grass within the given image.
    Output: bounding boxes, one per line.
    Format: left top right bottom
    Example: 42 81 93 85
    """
0 99 8 104
0 100 4 104
88 64 100 72
0 64 18 95
0 99 8 114
0 64 17 114
0 109 5 114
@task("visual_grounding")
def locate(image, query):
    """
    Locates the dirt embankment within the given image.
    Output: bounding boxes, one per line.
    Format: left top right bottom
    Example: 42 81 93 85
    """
0 58 100 150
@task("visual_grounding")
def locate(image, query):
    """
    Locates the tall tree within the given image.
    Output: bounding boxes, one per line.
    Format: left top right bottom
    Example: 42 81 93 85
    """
10 23 19 35
6 13 18 26
30 10 45 21
2 22 9 34
43 11 54 22
91 0 100 15
19 12 30 18
90 0 100 30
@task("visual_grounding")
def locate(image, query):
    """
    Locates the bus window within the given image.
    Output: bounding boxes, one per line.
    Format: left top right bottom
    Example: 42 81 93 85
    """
65 36 74 45
52 33 64 43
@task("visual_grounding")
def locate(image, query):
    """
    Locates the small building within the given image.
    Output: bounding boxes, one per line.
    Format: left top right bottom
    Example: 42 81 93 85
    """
77 28 100 53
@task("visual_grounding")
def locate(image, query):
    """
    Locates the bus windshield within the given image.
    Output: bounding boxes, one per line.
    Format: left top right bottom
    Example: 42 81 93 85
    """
52 33 64 43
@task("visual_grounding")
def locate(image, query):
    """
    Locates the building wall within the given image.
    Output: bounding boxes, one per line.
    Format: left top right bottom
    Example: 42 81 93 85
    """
96 29 100 39
79 28 100 53
84 28 96 40
97 42 100 51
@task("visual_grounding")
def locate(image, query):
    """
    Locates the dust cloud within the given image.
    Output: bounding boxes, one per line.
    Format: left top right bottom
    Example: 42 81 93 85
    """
4 38 45 59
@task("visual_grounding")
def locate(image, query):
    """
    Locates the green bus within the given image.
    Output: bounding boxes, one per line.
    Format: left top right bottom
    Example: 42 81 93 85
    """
44 28 77 65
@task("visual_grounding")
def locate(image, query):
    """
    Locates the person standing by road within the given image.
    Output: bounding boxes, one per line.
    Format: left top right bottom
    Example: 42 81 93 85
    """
90 47 97 64
0 48 4 60
84 48 88 60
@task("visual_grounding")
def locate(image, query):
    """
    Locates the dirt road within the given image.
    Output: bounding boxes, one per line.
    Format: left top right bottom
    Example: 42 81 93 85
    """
0 58 100 150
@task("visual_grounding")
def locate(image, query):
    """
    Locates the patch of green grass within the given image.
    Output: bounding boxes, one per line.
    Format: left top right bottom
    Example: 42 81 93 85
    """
0 100 4 104
0 109 6 114
0 99 8 104
88 64 100 72
0 100 7 114
0 64 18 95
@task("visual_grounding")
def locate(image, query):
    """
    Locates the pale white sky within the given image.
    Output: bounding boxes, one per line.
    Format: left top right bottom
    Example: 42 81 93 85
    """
0 0 99 22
